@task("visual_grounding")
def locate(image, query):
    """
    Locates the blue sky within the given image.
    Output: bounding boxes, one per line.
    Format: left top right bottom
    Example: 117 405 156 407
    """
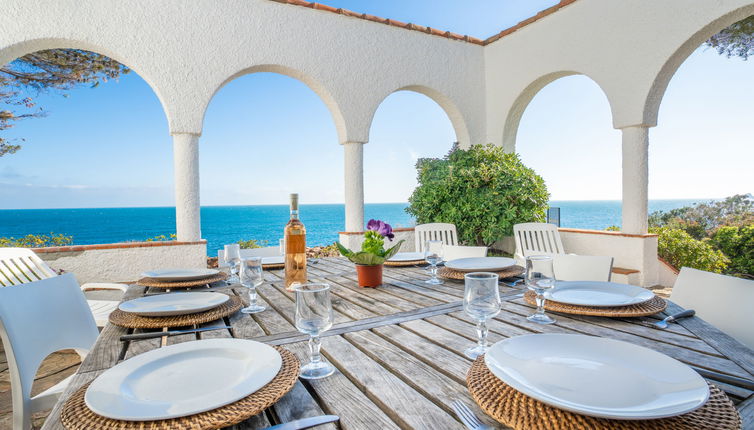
0 0 752 209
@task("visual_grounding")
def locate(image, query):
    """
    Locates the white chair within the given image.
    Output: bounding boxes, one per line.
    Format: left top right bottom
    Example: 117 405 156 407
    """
414 223 458 253
0 274 99 429
553 254 614 282
442 245 488 261
513 222 566 261
670 267 754 349
218 246 282 267
0 248 127 327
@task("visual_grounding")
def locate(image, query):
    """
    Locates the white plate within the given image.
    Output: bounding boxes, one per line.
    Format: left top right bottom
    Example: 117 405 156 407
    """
485 334 709 419
261 256 284 265
545 281 655 307
86 339 282 421
445 257 516 272
140 268 220 281
118 292 230 317
388 252 425 262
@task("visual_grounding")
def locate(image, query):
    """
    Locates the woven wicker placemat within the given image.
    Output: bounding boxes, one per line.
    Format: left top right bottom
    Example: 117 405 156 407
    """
109 295 243 329
385 259 426 267
61 346 300 430
137 272 229 288
467 356 742 430
438 265 524 280
523 290 667 317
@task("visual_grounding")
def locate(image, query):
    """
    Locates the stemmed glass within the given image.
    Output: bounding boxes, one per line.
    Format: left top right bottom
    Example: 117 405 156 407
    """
224 244 241 284
294 283 335 379
239 257 266 314
424 240 444 285
463 272 501 359
525 255 556 324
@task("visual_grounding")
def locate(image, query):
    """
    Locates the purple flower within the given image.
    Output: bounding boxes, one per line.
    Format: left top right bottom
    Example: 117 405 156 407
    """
366 219 395 241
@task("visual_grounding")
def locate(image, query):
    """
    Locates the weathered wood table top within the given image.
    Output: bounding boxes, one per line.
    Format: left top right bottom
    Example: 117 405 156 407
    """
43 257 754 429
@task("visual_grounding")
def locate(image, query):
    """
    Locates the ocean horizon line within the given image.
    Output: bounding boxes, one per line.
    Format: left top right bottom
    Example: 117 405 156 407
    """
0 197 721 212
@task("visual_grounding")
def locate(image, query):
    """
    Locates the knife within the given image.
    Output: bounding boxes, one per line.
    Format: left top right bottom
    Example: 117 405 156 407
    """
262 415 339 430
120 325 231 341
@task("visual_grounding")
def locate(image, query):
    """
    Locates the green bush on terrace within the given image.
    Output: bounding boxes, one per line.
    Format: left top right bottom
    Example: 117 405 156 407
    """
0 233 73 248
407 143 549 247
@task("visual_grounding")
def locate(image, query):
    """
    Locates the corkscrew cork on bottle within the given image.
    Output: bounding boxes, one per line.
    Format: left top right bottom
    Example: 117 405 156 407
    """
284 193 307 290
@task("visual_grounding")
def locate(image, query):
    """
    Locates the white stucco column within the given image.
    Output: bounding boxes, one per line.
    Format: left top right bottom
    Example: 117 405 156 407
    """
621 126 650 234
172 133 201 241
343 141 365 232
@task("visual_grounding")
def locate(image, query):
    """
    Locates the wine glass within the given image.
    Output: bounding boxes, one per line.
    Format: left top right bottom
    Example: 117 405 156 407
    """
424 240 444 285
463 272 501 359
239 257 266 314
525 255 556 324
224 244 241 284
294 283 335 379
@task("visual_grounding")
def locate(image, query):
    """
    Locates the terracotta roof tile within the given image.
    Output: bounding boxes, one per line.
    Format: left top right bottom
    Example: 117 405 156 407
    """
483 0 579 44
267 0 577 46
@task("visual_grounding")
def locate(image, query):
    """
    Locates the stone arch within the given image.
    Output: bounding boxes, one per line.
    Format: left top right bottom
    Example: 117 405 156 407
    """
0 38 171 127
645 4 754 126
502 71 616 152
202 64 347 143
367 85 471 148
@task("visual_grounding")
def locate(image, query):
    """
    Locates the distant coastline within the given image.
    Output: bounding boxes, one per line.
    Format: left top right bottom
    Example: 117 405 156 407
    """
0 199 709 254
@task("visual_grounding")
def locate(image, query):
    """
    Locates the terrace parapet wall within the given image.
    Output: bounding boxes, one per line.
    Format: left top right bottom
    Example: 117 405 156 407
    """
33 240 207 284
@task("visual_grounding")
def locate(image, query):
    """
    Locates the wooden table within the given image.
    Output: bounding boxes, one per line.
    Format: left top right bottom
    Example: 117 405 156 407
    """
42 257 754 429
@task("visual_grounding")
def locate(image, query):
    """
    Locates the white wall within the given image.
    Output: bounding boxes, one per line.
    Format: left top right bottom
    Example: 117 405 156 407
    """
559 229 658 287
484 0 754 150
0 0 486 147
35 242 207 284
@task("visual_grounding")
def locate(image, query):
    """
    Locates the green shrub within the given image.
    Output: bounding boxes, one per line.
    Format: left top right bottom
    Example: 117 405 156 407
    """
145 234 176 242
651 227 729 273
237 239 269 249
649 194 753 240
407 144 549 246
710 225 754 277
0 233 73 248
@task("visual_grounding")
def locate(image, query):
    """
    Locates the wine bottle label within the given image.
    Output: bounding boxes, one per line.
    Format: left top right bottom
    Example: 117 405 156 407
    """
285 234 306 253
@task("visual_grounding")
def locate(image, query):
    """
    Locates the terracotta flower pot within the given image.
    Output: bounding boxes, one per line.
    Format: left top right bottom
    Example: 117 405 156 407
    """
355 264 383 288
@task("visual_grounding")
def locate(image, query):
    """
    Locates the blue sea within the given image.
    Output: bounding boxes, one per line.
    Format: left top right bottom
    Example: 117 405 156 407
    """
0 200 707 254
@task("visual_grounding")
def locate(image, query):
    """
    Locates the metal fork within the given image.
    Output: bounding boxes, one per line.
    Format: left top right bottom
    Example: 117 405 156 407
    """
451 400 493 430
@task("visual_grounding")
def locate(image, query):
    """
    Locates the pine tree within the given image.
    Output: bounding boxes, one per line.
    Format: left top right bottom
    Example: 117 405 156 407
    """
1 49 128 156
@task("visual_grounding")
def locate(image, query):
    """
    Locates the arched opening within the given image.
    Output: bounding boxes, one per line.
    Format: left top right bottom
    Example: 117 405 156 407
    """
650 47 754 202
200 72 341 254
0 48 173 243
514 75 622 229
365 90 458 229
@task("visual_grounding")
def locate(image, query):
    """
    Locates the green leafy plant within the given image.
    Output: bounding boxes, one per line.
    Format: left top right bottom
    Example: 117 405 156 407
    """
145 233 176 242
649 194 753 240
406 144 549 246
337 219 404 265
651 227 729 274
648 194 752 277
237 239 269 249
0 233 73 248
710 225 754 278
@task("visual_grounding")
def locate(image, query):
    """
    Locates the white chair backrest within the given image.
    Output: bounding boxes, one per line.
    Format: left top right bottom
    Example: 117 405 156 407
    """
414 223 458 253
513 223 566 258
442 245 488 261
670 267 754 349
0 248 57 287
218 246 281 264
553 255 613 282
0 274 98 428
